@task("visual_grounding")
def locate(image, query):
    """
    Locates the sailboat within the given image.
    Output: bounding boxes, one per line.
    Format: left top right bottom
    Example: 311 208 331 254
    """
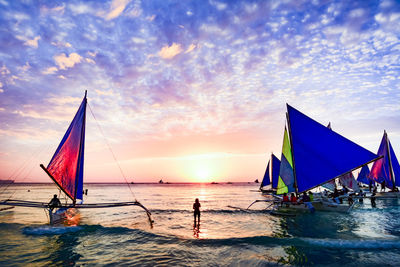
0 91 153 226
275 104 381 212
259 153 280 193
356 165 373 187
369 131 400 198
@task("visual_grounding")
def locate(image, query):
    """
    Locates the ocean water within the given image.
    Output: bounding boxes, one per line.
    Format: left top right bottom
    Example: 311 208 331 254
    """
1 183 400 266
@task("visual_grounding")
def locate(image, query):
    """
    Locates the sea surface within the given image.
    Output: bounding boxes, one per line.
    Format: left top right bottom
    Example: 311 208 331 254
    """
0 183 400 266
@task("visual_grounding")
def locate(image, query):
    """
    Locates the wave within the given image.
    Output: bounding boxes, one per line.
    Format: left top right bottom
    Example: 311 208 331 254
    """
150 208 269 214
301 237 400 249
23 225 83 235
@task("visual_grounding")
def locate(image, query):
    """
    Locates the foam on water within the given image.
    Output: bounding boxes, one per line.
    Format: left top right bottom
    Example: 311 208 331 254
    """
302 237 400 249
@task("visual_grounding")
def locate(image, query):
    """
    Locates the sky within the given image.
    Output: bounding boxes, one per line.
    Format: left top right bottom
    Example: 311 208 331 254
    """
0 0 399 183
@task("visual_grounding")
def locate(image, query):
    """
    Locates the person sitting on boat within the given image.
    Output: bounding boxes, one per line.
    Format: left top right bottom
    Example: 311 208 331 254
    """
48 194 61 210
300 192 310 203
358 190 365 203
290 193 298 204
282 193 290 202
308 191 314 201
332 188 340 204
342 186 349 195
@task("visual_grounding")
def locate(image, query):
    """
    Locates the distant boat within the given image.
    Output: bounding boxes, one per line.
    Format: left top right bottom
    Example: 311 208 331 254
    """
274 104 380 212
159 179 164 184
0 91 152 225
211 182 219 184
369 131 400 198
254 179 259 183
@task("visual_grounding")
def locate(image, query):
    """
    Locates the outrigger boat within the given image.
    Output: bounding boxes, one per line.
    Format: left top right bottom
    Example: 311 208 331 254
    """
249 104 381 213
369 131 400 198
259 153 280 193
0 91 152 226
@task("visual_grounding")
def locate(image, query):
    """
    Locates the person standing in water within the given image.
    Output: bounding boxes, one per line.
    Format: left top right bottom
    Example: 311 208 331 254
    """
193 198 201 226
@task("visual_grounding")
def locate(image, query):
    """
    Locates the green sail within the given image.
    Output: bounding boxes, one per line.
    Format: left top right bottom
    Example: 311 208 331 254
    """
277 127 295 194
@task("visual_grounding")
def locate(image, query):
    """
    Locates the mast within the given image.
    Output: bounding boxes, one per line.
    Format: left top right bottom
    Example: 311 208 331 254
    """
385 130 396 190
286 106 298 194
73 90 87 205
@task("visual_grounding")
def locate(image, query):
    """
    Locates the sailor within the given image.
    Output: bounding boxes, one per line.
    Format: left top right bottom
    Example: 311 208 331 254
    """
332 188 340 204
48 194 61 210
301 192 310 203
282 193 289 202
381 180 386 192
308 191 314 201
290 193 297 204
370 193 376 208
358 190 364 203
193 198 201 227
369 179 373 192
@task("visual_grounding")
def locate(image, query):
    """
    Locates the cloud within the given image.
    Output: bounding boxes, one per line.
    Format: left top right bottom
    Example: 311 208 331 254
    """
24 36 41 48
54 53 82 70
85 58 96 64
105 0 131 20
159 43 183 59
51 41 72 48
42 67 58 75
58 75 66 79
185 44 196 54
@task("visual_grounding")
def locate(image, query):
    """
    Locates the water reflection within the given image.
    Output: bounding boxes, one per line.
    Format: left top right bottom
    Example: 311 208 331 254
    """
43 232 82 265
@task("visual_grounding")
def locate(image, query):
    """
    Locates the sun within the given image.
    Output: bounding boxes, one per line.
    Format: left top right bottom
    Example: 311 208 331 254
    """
194 168 212 182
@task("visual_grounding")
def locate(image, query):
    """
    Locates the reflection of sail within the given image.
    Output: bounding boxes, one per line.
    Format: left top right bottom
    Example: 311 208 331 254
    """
42 93 87 203
369 131 400 188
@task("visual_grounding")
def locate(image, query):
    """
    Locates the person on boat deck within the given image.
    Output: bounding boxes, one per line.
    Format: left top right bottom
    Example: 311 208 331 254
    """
332 188 340 204
193 198 201 226
369 180 373 192
290 193 297 204
358 190 364 203
282 193 290 202
300 192 310 203
308 191 314 201
48 194 61 210
381 180 386 192
342 186 349 194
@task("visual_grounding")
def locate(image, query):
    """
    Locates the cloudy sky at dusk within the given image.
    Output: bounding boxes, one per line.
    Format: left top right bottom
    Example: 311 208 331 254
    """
0 0 399 183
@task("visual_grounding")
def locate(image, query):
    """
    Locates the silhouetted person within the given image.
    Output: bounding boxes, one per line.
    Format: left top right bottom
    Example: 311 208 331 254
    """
193 198 201 226
381 180 386 192
48 194 61 210
371 193 376 208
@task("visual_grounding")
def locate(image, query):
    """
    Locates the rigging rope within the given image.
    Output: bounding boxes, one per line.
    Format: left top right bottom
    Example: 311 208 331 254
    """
87 102 136 200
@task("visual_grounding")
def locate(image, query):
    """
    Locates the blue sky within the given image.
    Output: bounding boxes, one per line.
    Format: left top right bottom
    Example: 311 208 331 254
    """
0 0 399 182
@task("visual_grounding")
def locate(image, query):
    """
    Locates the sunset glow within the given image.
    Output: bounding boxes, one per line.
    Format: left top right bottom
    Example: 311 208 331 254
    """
0 0 399 183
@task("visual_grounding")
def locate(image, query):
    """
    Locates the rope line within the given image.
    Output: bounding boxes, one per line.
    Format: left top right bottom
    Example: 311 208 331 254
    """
87 102 136 200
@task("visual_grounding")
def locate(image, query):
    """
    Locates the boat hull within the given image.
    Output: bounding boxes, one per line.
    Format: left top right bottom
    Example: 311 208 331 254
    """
373 191 400 198
49 208 80 226
277 201 352 213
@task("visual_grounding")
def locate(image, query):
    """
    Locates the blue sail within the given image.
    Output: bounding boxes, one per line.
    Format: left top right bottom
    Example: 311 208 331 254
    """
357 165 372 185
271 154 281 189
44 92 87 202
389 141 400 187
260 160 271 188
369 132 393 188
287 104 379 193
